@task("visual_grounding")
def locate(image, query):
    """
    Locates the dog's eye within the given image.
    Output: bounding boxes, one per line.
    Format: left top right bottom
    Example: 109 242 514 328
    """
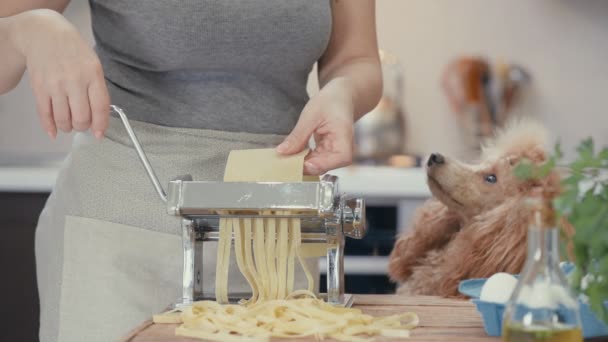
485 174 497 184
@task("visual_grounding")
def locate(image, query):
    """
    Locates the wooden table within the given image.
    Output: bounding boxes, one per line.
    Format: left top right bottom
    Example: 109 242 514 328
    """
122 295 500 342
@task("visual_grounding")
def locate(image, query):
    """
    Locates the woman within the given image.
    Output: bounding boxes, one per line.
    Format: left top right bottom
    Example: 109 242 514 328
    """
0 1 382 341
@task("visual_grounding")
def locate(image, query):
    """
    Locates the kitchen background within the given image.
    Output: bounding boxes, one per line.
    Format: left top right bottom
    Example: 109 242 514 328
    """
1 1 607 341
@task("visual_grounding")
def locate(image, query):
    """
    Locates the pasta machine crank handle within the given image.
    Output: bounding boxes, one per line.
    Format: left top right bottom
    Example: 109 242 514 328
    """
111 105 193 203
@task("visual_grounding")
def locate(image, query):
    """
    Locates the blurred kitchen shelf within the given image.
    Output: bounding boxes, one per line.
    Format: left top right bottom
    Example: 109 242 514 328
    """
0 164 432 198
0 152 66 167
331 166 430 198
0 152 65 192
0 167 59 193
318 256 389 275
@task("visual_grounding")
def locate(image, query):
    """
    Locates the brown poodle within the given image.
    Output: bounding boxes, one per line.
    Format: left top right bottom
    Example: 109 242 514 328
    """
388 119 562 298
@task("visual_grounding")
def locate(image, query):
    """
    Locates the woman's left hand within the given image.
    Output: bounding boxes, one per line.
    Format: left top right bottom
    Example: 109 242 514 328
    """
276 78 355 176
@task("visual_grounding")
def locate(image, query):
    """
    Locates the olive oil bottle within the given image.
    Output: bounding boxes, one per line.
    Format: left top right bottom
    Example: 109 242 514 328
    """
502 191 582 342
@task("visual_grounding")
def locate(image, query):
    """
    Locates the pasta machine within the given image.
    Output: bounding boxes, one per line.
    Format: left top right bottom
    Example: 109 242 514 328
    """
112 105 367 308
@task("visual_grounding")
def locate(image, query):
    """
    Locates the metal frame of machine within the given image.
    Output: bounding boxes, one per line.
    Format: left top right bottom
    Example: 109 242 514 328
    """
112 105 367 308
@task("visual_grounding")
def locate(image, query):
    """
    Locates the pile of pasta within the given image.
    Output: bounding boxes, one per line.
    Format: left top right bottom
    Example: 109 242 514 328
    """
155 290 419 341
153 149 419 340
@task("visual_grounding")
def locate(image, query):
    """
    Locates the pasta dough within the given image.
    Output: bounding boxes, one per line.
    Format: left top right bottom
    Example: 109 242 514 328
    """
217 148 311 304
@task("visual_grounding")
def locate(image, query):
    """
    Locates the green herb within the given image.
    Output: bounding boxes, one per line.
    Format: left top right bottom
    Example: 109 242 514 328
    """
514 138 608 323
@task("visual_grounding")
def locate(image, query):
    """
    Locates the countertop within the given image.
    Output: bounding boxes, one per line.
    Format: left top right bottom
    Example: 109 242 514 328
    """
123 295 498 342
0 164 431 197
0 166 62 193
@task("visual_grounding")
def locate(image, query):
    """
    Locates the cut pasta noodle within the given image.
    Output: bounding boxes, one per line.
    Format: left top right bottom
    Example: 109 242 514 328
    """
214 218 231 304
264 216 278 299
286 218 297 295
158 149 419 340
276 215 289 298
232 218 258 304
253 217 269 300
293 220 316 293
242 218 260 302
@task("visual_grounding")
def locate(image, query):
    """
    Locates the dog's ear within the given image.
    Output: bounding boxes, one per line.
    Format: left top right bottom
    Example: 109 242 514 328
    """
388 199 461 282
507 155 519 167
437 196 529 296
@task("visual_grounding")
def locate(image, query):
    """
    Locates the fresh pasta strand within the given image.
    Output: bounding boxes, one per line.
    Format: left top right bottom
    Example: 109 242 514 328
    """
253 217 269 300
243 219 261 301
292 218 315 292
232 218 258 304
286 218 297 294
264 216 278 299
214 218 231 304
276 216 289 299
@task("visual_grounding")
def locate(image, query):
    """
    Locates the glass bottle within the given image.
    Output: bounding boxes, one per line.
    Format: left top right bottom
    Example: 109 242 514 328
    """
502 195 582 342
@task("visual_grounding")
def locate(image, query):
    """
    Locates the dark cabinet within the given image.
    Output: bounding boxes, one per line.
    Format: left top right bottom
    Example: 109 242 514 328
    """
0 192 49 342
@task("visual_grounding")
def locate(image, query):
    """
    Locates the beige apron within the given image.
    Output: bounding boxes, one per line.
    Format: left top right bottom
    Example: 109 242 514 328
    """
35 117 317 342
59 216 180 341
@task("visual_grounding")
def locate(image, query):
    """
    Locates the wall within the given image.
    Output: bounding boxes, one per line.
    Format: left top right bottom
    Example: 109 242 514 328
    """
1 1 607 163
373 0 608 159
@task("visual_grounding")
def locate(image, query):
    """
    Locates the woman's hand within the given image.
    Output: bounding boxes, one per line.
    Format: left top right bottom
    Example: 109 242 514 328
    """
11 9 109 139
277 0 382 175
276 78 355 176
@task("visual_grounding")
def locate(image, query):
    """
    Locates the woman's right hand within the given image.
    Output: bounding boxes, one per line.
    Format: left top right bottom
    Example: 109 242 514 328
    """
12 9 109 139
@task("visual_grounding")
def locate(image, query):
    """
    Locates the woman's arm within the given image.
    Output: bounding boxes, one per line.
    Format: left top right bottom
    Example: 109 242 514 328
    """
0 17 25 94
277 0 382 175
318 0 382 121
0 1 70 94
1 0 69 16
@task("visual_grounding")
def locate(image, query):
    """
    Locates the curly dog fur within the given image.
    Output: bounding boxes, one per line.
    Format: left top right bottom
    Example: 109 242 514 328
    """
388 118 562 297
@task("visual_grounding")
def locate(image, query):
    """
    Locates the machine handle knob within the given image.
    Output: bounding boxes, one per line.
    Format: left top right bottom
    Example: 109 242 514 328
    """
342 197 367 239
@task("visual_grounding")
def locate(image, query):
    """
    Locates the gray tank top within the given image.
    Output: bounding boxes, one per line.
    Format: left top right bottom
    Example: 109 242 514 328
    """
89 0 332 134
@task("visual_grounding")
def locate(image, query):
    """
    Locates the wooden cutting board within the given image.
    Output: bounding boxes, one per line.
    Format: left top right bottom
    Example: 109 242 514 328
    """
122 295 500 342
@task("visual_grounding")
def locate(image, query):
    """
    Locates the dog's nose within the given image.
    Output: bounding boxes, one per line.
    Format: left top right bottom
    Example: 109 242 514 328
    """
427 153 445 167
